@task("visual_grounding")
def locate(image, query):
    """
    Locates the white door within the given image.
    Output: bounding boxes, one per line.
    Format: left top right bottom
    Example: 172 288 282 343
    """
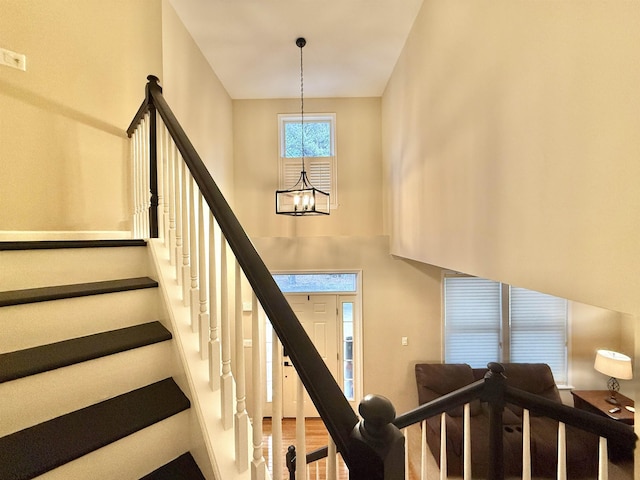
283 294 338 417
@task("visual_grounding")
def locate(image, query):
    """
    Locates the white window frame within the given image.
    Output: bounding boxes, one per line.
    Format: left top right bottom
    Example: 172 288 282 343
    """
278 113 338 209
443 273 569 385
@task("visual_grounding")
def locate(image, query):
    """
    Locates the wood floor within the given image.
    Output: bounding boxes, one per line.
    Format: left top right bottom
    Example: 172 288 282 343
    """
262 417 349 480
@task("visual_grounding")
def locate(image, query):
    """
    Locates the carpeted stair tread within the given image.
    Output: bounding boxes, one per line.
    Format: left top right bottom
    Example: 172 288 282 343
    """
0 378 190 480
0 277 158 307
0 239 147 250
0 321 172 383
140 452 206 480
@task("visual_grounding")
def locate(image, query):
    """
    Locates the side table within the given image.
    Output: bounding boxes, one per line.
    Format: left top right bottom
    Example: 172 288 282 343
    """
571 390 634 461
571 390 634 425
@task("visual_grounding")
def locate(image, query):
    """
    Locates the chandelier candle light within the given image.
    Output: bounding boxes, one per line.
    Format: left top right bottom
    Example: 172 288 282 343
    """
275 37 330 215
594 349 633 405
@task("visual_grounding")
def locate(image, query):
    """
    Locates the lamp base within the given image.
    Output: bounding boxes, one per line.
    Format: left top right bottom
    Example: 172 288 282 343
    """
605 395 620 405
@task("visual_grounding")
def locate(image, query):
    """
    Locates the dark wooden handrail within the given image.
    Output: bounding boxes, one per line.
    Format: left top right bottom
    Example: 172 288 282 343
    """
293 363 637 479
128 75 359 466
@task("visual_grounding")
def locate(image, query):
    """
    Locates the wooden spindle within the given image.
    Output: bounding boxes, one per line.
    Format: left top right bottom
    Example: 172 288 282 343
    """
522 409 531 480
272 331 284 480
421 420 428 480
598 437 608 480
327 437 337 480
557 422 567 480
440 411 447 480
251 292 266 480
234 261 249 472
208 212 221 391
296 376 306 480
220 237 233 429
168 140 177 266
463 403 471 479
198 192 209 359
174 146 183 284
189 174 199 331
181 161 190 303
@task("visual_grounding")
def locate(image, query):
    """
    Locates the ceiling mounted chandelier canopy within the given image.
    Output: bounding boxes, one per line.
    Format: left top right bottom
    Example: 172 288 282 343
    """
275 37 330 216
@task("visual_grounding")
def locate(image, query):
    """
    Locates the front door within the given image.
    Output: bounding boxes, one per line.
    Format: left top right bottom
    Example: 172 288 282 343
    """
282 294 338 417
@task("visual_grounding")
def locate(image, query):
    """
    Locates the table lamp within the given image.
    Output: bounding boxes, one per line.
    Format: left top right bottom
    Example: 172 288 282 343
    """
594 349 633 405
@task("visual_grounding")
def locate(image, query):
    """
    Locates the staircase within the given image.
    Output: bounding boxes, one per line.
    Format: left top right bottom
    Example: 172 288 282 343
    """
0 240 206 480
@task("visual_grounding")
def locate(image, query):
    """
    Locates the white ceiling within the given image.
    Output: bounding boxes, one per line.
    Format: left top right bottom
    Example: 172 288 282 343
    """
169 0 424 99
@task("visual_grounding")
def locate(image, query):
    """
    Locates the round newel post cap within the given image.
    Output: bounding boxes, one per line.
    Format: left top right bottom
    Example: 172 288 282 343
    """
487 362 505 376
359 394 396 436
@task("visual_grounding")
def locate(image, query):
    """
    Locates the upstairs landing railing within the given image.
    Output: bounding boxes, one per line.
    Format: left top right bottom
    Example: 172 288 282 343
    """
127 75 404 480
289 363 636 480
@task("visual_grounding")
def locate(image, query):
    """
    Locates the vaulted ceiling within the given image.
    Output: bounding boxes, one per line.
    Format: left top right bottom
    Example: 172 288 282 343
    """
169 0 424 99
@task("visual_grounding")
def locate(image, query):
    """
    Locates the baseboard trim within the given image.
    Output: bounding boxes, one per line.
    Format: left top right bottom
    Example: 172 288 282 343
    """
0 231 134 241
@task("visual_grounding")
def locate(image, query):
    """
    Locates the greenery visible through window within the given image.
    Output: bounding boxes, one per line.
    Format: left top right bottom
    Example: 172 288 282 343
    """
283 121 331 157
443 275 569 385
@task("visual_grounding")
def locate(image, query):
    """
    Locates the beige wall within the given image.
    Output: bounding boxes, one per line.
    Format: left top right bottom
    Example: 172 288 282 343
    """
161 2 234 202
252 236 442 414
0 0 163 232
232 97 383 237
382 0 640 317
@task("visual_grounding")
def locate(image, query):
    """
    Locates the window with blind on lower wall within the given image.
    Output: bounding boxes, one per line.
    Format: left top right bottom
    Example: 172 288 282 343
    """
278 113 337 209
443 274 569 385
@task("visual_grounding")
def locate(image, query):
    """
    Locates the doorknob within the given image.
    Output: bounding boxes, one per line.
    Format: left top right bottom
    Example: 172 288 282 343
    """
284 361 292 367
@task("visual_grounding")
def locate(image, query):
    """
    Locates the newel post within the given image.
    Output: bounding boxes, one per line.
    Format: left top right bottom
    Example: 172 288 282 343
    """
483 362 507 480
145 75 161 238
348 394 405 480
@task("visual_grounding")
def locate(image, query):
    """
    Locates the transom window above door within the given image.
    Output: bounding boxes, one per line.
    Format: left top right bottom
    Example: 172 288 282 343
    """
278 113 338 209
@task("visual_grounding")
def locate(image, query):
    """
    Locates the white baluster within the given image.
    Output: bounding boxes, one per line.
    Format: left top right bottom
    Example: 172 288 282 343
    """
557 422 567 480
131 128 138 237
198 193 209 359
174 147 183 283
522 409 531 480
209 213 221 391
220 238 233 429
155 114 164 242
271 329 284 480
327 437 337 480
440 412 447 480
135 122 144 237
463 403 471 480
168 139 177 265
296 376 306 480
403 427 409 480
598 437 608 480
251 293 267 480
161 123 171 244
142 114 150 237
421 419 428 480
234 261 249 472
189 175 199 330
181 161 190 302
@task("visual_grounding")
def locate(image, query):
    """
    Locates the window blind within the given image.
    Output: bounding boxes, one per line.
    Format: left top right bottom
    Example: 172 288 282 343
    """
510 287 568 384
444 277 501 368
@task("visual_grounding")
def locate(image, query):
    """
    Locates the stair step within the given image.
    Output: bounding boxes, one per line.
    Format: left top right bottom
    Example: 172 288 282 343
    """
0 277 158 307
0 321 172 383
0 239 147 251
0 378 190 480
140 452 206 480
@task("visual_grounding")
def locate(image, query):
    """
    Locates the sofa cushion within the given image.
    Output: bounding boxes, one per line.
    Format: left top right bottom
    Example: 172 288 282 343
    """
415 363 481 417
501 363 561 416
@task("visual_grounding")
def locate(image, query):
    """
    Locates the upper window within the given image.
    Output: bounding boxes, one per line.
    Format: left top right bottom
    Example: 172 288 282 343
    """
278 114 337 209
443 274 569 385
273 273 357 293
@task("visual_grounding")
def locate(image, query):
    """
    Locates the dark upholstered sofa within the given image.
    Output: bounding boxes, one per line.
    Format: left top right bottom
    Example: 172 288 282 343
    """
415 363 599 478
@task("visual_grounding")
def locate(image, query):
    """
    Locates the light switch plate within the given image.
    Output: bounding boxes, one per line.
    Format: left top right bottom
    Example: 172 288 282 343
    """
0 47 26 71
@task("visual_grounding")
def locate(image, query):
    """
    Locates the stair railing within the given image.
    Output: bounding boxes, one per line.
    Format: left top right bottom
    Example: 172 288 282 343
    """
127 75 400 479
289 362 637 480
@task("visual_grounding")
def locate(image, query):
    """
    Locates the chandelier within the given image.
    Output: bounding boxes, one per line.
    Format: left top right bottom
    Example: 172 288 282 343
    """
275 37 330 215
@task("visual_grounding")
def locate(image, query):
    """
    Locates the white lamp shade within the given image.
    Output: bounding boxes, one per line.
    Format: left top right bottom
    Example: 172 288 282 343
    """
594 349 633 380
